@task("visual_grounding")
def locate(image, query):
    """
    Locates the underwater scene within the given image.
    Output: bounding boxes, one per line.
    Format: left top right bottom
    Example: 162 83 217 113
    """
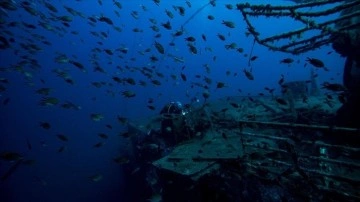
0 0 359 201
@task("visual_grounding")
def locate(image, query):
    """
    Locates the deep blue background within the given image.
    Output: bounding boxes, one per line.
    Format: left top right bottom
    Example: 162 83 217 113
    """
0 1 344 201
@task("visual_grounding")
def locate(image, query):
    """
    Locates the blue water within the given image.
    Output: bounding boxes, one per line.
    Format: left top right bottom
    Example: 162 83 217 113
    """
0 1 345 201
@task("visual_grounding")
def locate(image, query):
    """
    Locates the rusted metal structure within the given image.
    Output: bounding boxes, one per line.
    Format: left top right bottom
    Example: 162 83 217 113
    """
127 94 359 201
237 0 360 54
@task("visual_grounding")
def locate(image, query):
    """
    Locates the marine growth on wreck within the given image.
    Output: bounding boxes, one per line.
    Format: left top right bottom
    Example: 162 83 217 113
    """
0 0 359 202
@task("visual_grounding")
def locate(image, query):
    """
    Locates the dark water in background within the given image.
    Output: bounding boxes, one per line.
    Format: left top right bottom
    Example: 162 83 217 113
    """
0 0 345 201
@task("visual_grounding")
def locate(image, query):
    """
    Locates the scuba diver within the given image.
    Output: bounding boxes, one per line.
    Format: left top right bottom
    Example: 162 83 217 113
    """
122 101 196 201
331 5 360 128
129 101 194 165
159 101 194 145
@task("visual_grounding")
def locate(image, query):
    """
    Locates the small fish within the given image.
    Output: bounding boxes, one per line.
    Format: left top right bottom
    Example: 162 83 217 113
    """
202 90 210 99
161 21 171 30
0 85 6 93
174 6 185 16
99 16 113 25
117 116 128 124
137 143 160 151
0 36 10 49
326 94 333 100
113 1 122 9
26 139 32 150
89 174 103 182
225 43 237 50
57 134 69 142
40 140 48 147
149 55 158 62
187 43 197 54
90 113 104 121
312 73 318 78
69 60 86 72
130 167 140 175
0 78 9 84
58 15 73 22
216 82 226 89
201 34 207 41
222 20 235 28
3 97 10 105
321 82 346 92
169 55 184 63
149 18 157 24
131 11 139 19
150 25 160 32
104 49 113 55
93 142 105 148
324 98 334 108
165 9 174 18
124 78 136 85
44 2 58 12
281 85 288 94
306 57 324 68
58 146 66 153
39 97 59 106
243 69 254 80
140 4 147 11
180 73 187 81
220 108 229 113
98 133 108 139
61 101 81 110
132 28 143 32
250 56 258 61
153 0 160 6
207 15 215 20
0 152 23 161
185 36 196 42
39 122 51 129
119 131 130 138
237 48 244 53
122 90 136 97
278 74 285 86
1 159 23 181
280 58 294 64
275 97 287 105
230 102 239 108
225 4 233 9
151 80 161 85
217 34 226 41
113 156 129 164
112 76 122 83
154 41 164 54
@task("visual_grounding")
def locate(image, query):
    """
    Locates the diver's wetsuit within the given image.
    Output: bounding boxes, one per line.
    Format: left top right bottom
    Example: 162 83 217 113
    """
331 5 360 128
336 57 360 127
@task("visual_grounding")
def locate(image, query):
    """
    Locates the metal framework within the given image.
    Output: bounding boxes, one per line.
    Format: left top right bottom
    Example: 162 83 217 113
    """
236 0 360 54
